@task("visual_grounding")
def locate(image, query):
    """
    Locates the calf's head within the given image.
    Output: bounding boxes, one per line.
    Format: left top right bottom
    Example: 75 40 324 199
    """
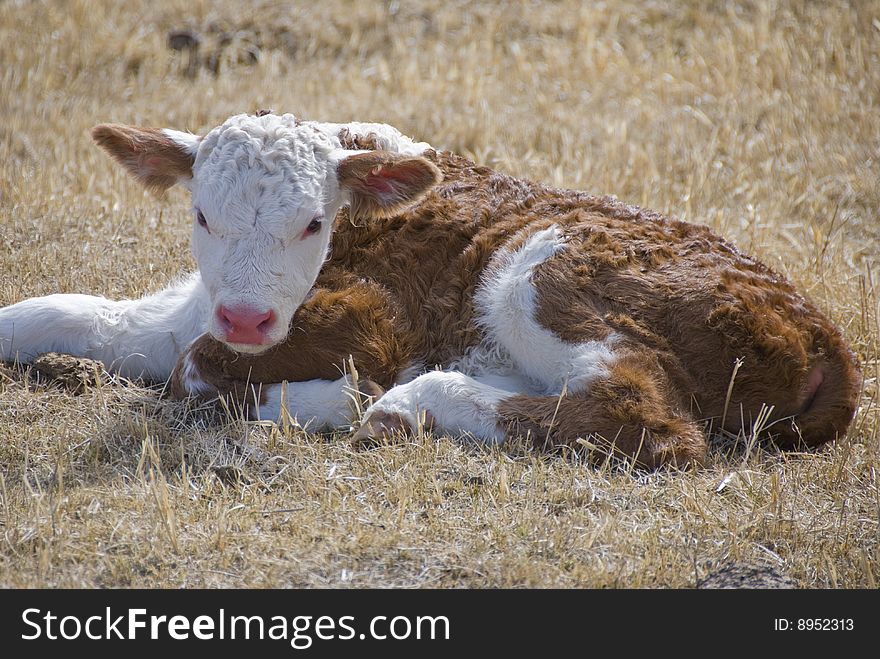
92 113 440 353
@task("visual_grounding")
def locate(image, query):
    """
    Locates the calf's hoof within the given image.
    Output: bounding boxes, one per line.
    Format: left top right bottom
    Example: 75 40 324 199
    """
351 410 412 449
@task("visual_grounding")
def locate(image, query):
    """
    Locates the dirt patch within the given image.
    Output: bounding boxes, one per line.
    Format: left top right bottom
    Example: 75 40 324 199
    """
698 563 797 589
30 353 107 394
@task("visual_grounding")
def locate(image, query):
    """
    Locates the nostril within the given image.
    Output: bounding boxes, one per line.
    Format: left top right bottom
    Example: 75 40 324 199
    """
217 306 234 331
257 310 276 334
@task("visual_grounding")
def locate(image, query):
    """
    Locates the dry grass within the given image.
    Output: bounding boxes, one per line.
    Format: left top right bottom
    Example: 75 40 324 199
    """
1 0 878 588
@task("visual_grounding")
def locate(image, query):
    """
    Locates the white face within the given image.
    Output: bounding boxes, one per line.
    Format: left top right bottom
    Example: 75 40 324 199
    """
186 114 344 353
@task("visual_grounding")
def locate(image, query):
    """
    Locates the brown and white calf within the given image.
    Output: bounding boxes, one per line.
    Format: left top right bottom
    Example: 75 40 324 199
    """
0 113 861 468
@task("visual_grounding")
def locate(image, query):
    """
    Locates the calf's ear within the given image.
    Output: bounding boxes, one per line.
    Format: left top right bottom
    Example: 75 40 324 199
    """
91 124 200 192
335 150 441 219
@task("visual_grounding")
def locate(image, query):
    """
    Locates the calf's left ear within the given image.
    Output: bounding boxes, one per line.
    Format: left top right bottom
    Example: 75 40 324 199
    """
335 150 442 219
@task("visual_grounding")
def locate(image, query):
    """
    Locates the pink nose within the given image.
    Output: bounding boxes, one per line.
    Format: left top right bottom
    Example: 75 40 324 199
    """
216 305 277 345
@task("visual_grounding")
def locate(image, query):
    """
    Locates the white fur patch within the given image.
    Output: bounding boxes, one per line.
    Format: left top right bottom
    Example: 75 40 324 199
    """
258 376 357 430
305 119 433 156
362 370 518 444
473 225 618 394
98 272 210 379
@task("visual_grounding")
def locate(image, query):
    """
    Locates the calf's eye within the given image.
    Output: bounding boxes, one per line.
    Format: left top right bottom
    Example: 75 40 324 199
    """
299 216 324 240
196 210 209 231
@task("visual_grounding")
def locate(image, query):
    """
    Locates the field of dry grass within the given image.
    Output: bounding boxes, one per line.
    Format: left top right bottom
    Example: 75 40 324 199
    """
0 0 878 588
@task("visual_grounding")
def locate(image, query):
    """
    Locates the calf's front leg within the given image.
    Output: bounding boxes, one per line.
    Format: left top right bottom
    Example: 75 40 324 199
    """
170 333 386 430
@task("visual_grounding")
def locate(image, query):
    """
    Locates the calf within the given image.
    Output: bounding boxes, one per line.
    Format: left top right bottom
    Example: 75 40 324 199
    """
0 113 861 468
